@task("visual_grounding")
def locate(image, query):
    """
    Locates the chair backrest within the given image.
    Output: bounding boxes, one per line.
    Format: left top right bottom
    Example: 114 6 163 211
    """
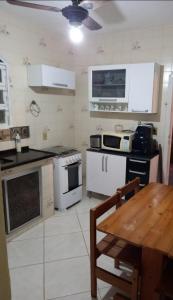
90 192 121 220
117 177 140 200
90 192 121 249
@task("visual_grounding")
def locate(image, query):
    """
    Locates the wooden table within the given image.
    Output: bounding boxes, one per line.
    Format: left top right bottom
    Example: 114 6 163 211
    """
97 183 173 300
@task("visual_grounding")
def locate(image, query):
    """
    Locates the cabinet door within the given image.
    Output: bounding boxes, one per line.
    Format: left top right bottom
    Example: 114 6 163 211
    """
104 154 126 195
86 151 126 196
128 63 155 113
86 151 106 195
42 65 75 89
88 64 129 104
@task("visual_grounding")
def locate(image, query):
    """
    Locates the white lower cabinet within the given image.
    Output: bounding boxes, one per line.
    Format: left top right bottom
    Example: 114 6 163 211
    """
86 151 126 196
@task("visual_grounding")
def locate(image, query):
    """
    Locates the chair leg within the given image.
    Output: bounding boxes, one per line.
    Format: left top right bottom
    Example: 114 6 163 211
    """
131 268 139 300
90 212 97 298
90 260 97 298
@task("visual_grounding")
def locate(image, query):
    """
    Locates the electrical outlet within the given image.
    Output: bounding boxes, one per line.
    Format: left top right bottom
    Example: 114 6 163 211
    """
10 127 22 139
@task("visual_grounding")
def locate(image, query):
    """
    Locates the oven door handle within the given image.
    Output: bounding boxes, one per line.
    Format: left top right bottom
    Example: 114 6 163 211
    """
64 162 81 169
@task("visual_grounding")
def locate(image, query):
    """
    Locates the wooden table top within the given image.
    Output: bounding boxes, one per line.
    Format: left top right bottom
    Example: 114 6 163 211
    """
97 183 173 257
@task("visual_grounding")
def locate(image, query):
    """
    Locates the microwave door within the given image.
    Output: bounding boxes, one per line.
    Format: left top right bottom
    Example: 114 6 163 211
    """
103 135 121 150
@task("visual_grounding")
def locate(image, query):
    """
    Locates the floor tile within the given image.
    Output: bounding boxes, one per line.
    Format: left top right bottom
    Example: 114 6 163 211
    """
75 198 93 214
10 264 43 300
44 215 81 236
45 256 90 299
54 204 77 217
7 238 43 268
45 232 87 262
51 291 101 300
78 212 90 231
78 211 110 232
12 223 43 241
83 230 106 254
75 196 103 214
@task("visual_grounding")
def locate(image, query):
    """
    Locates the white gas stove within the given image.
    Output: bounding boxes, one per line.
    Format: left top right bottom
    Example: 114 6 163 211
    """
44 146 82 211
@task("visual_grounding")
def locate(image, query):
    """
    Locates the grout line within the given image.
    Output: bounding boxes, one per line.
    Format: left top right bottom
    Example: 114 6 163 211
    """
46 288 93 300
8 236 44 243
76 212 90 257
44 229 82 238
45 255 89 265
9 262 44 271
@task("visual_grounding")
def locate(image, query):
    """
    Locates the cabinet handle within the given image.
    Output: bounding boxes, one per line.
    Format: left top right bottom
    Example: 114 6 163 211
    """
129 170 146 176
131 109 149 113
53 83 68 87
129 159 147 164
102 155 105 172
105 156 108 172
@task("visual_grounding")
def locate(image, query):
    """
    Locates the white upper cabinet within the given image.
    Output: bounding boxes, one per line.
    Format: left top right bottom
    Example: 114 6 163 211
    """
27 65 75 90
88 62 161 113
128 63 160 113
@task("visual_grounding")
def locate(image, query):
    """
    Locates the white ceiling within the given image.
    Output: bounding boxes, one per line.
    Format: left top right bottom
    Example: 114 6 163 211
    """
1 0 173 35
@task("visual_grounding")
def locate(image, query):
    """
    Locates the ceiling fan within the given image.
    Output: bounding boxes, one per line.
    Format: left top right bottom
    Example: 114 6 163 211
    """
6 0 102 31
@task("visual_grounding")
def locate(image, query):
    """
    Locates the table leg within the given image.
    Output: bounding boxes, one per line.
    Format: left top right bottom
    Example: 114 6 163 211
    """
141 247 164 300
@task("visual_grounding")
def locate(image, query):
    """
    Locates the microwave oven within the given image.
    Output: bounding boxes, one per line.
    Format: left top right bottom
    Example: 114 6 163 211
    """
102 131 134 152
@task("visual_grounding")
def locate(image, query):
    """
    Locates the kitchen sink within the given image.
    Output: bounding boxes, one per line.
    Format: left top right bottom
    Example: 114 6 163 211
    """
0 158 13 165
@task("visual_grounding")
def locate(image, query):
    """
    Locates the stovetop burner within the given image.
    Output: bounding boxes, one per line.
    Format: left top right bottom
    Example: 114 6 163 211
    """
43 146 78 157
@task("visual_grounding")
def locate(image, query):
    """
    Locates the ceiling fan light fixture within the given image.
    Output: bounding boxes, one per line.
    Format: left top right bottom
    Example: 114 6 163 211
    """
69 26 83 44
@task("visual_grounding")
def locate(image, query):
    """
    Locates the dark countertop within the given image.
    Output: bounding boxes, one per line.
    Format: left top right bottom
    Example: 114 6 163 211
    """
0 147 56 170
87 148 159 161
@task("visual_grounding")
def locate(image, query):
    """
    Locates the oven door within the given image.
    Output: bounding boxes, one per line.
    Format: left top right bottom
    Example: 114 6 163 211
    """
61 161 82 194
102 134 121 151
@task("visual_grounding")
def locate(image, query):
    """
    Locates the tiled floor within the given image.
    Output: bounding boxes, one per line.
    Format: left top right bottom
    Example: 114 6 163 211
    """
7 191 121 300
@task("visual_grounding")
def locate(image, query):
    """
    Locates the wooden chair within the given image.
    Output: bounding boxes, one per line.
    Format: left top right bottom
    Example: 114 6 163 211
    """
90 191 141 300
156 259 173 299
117 177 140 204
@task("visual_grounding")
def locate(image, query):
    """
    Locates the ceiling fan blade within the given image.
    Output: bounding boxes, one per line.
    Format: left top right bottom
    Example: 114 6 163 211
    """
6 0 61 13
83 16 102 30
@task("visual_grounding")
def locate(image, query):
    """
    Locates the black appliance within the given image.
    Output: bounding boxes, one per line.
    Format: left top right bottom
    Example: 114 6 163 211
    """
132 124 156 155
3 169 41 233
90 135 102 149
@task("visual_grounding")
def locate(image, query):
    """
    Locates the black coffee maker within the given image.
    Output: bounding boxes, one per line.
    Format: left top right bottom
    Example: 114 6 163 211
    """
132 124 157 155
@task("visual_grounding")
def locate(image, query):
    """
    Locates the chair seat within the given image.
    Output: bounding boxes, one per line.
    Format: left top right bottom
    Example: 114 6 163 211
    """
97 234 141 269
156 260 173 298
97 234 127 258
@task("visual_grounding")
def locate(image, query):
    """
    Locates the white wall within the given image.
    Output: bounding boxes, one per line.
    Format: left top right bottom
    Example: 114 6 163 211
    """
0 11 75 150
73 26 173 177
1 10 173 180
